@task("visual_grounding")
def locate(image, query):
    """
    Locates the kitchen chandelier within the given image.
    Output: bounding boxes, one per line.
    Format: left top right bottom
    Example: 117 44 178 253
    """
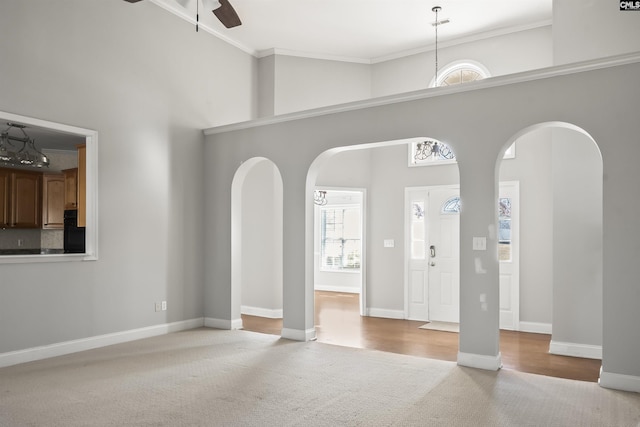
314 190 328 206
0 122 50 168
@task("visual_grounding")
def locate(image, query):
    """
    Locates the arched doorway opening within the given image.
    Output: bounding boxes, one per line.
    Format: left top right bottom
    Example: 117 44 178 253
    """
497 122 603 372
306 137 462 349
231 157 284 330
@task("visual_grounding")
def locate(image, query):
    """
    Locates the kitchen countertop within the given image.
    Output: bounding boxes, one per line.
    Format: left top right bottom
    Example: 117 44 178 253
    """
0 248 65 255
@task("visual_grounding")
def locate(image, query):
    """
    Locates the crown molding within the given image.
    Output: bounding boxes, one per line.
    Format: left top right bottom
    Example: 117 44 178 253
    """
257 48 371 64
371 19 552 64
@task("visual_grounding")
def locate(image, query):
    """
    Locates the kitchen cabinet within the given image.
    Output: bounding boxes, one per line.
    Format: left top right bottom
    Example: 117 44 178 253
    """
77 144 86 227
0 169 9 227
42 173 65 229
0 168 42 229
63 168 78 210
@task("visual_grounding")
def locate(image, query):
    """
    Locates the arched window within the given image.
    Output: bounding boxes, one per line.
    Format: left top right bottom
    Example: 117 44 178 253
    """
410 139 456 166
431 60 490 88
442 196 461 214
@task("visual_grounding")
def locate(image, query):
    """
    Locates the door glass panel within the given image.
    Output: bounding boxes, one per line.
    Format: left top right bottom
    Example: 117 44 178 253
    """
411 201 425 259
499 198 512 261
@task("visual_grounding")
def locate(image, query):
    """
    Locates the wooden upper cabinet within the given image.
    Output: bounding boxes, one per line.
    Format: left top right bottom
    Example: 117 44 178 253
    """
10 170 42 228
42 174 65 229
0 169 9 228
77 144 86 227
63 168 78 210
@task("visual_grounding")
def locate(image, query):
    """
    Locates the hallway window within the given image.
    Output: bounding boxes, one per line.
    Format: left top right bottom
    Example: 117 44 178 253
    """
320 206 361 271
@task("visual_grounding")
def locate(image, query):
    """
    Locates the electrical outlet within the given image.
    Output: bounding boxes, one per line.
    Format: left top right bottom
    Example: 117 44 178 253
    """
17 239 23 247
161 301 167 311
155 302 161 312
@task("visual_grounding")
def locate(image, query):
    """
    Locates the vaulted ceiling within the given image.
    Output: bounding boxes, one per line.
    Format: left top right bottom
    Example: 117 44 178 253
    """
149 0 552 62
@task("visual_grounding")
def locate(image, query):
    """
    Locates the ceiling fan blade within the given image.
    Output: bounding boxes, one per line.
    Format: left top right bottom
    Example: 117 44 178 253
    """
124 0 144 3
213 0 242 28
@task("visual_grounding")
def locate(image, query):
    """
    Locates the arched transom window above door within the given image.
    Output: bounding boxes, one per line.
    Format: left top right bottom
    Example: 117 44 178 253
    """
431 60 490 88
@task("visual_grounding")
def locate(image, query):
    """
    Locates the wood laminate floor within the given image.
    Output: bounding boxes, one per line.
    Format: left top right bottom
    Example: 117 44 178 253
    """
241 291 601 383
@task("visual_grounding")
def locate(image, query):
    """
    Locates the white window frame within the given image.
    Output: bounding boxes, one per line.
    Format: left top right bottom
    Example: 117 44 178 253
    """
0 110 98 264
429 60 491 88
319 203 362 273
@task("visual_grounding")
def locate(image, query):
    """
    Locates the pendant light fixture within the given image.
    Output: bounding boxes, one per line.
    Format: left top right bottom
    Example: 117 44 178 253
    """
431 6 450 87
0 123 50 168
314 190 328 206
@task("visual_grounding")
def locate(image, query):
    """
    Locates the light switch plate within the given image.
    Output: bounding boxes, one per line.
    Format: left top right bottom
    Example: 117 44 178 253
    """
473 237 487 251
384 239 395 248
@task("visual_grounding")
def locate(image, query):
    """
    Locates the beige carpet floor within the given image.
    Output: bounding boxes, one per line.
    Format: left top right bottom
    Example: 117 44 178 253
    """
1 328 639 426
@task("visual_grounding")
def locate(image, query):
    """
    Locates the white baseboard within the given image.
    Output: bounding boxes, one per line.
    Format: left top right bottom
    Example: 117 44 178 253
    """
549 340 602 360
204 317 243 330
519 321 552 335
599 367 640 393
241 305 283 319
367 308 404 320
0 318 204 369
457 351 503 371
281 327 316 342
314 284 360 294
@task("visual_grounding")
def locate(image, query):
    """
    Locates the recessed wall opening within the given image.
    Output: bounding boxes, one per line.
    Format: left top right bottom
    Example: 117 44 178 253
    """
231 157 284 330
0 110 98 263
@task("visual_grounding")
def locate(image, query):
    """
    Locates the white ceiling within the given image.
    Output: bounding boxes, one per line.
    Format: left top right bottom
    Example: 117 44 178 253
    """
152 0 553 62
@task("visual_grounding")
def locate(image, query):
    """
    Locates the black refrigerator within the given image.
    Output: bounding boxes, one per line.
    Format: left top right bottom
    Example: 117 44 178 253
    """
63 210 85 253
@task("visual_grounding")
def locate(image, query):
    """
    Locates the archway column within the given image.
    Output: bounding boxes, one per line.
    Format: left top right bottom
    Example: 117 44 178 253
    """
457 163 502 370
280 169 316 341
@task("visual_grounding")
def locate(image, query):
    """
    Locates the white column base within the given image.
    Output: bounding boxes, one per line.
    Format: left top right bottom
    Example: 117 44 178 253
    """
457 351 503 371
281 327 317 342
204 317 243 330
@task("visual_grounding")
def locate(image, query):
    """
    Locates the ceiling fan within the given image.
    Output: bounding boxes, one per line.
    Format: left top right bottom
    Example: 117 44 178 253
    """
124 0 242 29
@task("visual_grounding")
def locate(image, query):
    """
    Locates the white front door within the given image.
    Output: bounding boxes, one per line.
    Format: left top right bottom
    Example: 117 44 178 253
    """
405 184 519 328
427 188 461 323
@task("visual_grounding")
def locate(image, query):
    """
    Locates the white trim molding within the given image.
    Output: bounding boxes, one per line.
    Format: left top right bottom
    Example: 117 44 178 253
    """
281 328 317 342
367 308 405 320
0 318 204 369
457 351 503 371
519 321 552 335
599 368 640 393
240 305 283 319
549 341 602 360
204 317 243 330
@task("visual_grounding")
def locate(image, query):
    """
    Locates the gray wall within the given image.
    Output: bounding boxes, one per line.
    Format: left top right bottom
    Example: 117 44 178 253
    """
552 128 602 346
553 0 640 65
272 55 372 115
0 0 255 353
